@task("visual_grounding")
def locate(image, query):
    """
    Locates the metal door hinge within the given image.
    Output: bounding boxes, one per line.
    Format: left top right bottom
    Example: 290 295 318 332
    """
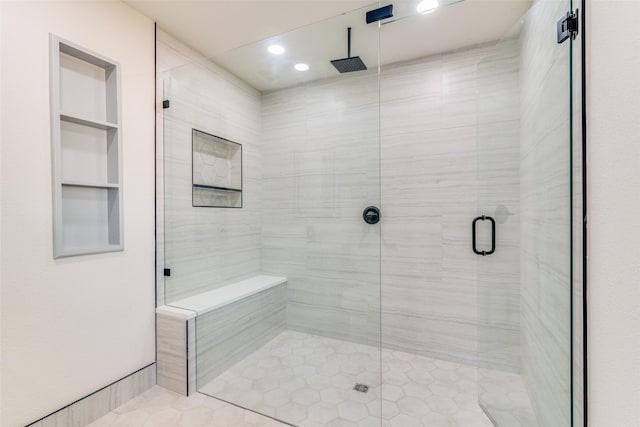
164 268 171 277
163 100 170 109
557 10 579 44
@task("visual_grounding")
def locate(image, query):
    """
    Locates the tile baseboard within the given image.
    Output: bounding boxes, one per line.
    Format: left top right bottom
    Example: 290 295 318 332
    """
26 363 156 427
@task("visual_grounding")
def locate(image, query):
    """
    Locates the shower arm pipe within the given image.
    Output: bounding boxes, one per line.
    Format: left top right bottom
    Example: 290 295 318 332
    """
347 27 352 58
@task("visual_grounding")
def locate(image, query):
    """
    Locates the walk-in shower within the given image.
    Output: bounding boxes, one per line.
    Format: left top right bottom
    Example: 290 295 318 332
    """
158 0 581 425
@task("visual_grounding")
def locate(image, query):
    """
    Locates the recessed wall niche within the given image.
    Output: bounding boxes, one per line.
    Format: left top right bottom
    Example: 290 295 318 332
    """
50 35 123 258
192 129 242 208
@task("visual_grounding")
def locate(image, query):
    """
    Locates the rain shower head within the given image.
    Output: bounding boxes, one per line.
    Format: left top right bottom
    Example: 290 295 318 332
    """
331 56 367 73
331 27 367 73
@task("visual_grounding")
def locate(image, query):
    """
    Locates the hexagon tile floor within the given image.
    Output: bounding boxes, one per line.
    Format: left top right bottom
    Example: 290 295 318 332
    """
90 330 497 426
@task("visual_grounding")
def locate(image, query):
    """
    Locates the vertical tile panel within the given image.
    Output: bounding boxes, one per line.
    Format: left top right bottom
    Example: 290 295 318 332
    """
156 314 188 395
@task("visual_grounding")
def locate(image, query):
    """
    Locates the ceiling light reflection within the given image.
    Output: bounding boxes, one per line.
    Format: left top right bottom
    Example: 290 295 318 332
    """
417 0 439 14
268 45 285 54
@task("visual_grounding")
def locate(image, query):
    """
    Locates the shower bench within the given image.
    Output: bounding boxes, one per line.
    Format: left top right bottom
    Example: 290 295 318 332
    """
155 275 287 395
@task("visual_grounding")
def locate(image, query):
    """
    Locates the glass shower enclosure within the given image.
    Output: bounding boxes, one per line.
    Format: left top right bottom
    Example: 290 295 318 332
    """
477 0 574 425
162 5 383 426
158 0 578 425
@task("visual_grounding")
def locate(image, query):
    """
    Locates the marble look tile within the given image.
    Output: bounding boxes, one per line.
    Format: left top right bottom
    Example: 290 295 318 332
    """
478 367 538 426
477 120 521 374
187 317 197 395
261 73 381 347
259 43 522 364
29 365 156 427
380 43 520 367
159 30 263 304
198 330 491 427
157 314 189 395
196 283 286 386
156 20 576 427
88 386 286 427
155 28 250 307
517 1 573 426
159 31 521 376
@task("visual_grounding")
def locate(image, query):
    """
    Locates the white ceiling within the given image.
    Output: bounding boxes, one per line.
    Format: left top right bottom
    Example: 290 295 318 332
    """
126 0 532 91
125 0 375 56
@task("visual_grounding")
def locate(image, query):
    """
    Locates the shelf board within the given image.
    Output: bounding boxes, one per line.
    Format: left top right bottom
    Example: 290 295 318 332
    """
60 113 118 131
193 184 242 193
58 243 123 258
61 181 119 189
60 41 116 71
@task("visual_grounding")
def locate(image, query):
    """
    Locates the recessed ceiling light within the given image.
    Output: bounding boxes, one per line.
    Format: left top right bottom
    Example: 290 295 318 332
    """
294 63 309 71
268 45 285 55
417 0 439 14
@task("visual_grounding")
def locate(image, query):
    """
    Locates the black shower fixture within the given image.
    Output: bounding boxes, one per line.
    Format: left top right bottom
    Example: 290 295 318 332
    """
330 27 367 73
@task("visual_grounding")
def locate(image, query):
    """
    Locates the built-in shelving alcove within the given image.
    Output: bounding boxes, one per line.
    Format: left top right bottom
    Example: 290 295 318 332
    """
50 35 123 258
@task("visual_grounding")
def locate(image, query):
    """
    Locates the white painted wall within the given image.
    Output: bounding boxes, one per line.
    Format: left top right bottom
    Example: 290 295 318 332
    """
588 1 640 425
0 2 155 426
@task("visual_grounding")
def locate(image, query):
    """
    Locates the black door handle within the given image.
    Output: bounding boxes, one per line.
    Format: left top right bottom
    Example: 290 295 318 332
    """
472 215 496 256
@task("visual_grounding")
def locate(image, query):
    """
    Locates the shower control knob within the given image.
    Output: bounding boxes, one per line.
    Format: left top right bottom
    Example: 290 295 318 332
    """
363 206 381 225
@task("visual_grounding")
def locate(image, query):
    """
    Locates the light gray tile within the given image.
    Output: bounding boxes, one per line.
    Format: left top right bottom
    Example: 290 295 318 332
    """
158 30 263 304
261 72 381 346
156 313 189 395
196 283 287 386
517 1 573 426
29 365 155 427
88 385 286 426
381 43 520 367
198 330 492 426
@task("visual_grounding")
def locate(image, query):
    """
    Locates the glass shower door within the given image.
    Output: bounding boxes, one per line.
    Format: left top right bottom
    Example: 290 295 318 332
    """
162 4 383 426
476 0 573 426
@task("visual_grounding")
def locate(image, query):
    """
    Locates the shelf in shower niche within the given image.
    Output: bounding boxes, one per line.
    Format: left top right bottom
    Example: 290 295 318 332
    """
192 184 242 192
192 129 242 208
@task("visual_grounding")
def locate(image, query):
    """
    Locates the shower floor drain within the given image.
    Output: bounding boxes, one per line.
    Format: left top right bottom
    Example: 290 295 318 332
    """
353 383 369 393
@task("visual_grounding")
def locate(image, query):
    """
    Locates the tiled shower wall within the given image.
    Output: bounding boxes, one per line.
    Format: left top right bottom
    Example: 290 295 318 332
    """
380 44 520 366
158 24 580 423
518 0 573 425
260 43 521 363
260 74 382 346
159 30 264 304
475 33 530 426
159 32 522 369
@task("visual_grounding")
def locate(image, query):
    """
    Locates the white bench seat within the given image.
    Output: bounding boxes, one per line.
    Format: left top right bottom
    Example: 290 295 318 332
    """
155 274 287 396
160 275 286 316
